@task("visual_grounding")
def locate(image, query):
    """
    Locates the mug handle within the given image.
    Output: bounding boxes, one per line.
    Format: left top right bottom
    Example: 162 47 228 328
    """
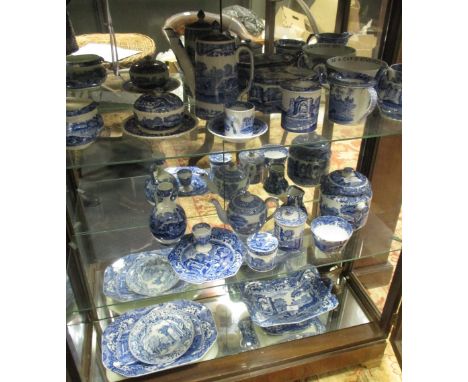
306 33 317 44
313 63 328 85
235 46 254 99
360 87 378 121
265 197 280 222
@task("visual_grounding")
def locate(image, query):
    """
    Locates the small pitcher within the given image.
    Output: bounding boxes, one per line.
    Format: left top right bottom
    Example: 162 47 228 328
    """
284 185 307 215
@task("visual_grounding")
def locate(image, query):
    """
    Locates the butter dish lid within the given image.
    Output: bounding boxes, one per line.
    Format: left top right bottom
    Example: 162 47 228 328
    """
321 167 371 197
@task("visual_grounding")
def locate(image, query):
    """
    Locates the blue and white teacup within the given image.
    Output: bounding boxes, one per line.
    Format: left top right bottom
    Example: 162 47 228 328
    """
192 222 212 252
246 232 279 272
377 63 402 120
328 72 378 124
307 32 352 45
281 80 322 133
224 101 255 138
311 215 353 254
177 168 193 190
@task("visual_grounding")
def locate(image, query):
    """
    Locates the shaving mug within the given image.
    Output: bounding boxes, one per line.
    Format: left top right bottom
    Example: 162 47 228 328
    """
328 72 377 124
224 101 255 138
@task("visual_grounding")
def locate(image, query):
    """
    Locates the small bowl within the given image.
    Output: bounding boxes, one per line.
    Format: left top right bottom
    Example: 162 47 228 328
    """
66 54 107 89
133 93 184 131
66 98 103 150
311 215 353 254
246 232 279 272
130 55 169 89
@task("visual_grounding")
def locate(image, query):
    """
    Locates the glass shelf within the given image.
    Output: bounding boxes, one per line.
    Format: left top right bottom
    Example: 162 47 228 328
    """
67 282 371 382
70 207 401 317
66 81 401 170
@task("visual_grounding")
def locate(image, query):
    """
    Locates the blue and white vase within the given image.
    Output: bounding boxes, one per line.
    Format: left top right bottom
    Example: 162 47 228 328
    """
287 132 331 186
211 190 279 237
281 80 322 133
273 206 308 252
149 181 187 245
328 72 377 125
319 167 372 230
377 63 402 120
239 150 264 185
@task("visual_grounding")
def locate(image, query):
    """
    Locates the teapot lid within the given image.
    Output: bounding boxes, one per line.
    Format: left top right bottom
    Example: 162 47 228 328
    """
322 167 371 196
230 191 265 212
274 206 307 227
130 55 167 74
187 10 212 29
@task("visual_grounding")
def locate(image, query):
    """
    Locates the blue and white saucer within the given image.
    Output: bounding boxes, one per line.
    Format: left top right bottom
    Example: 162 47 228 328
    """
261 317 326 336
145 167 208 203
125 256 180 296
168 228 245 284
239 266 339 327
123 113 198 141
206 115 268 143
103 249 187 302
101 300 217 378
128 308 194 365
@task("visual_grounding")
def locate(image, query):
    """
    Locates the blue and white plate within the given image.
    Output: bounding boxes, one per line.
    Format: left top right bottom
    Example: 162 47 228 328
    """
261 317 326 336
145 167 208 203
123 113 198 141
206 115 268 143
239 266 338 327
125 256 180 296
103 249 187 302
168 228 245 284
129 308 194 365
102 300 217 378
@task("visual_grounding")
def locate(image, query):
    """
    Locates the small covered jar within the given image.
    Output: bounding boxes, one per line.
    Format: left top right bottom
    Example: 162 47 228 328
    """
66 54 107 89
129 55 169 89
133 93 184 131
287 132 331 186
319 167 372 230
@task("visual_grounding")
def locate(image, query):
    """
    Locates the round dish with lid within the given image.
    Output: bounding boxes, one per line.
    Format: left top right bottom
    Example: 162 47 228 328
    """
133 93 185 130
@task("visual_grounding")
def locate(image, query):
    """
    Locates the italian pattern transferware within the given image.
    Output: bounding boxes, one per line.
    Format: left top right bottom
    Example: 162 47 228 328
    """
101 300 218 378
103 249 186 302
206 115 268 143
168 228 245 284
239 266 339 327
261 316 326 336
128 308 194 365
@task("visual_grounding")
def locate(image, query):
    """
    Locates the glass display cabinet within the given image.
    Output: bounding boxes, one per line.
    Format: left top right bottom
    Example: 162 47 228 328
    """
66 0 402 380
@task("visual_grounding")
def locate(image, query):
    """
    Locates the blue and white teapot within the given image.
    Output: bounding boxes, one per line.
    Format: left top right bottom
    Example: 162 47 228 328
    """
319 167 372 230
211 190 279 237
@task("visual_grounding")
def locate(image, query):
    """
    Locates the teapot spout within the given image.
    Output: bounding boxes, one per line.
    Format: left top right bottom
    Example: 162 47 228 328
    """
163 27 195 94
210 198 229 225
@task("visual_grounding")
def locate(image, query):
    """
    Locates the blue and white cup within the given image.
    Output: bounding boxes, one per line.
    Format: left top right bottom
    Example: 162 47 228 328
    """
246 232 279 272
311 215 353 254
177 168 193 190
328 72 378 125
377 63 402 120
281 80 322 133
224 101 255 138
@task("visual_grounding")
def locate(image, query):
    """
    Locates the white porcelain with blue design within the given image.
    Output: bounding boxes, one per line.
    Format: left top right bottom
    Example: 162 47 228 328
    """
128 308 194 364
125 255 180 296
328 72 378 125
211 190 279 237
133 93 185 131
319 167 372 230
239 266 339 327
224 101 255 138
326 55 388 78
273 206 308 252
299 44 356 76
311 215 353 254
201 162 250 200
66 98 103 150
307 32 352 45
261 144 289 167
281 80 322 133
207 115 268 143
377 63 402 120
168 226 244 284
149 182 187 244
102 300 218 377
239 150 264 184
144 162 179 205
261 317 326 336
246 232 279 272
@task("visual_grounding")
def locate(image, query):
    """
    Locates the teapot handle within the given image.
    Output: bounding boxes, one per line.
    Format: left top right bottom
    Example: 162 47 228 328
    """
235 46 254 99
264 197 280 222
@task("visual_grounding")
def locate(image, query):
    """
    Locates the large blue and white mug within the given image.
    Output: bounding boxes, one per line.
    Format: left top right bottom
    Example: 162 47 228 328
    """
224 101 255 138
280 80 322 133
328 72 378 125
377 63 402 120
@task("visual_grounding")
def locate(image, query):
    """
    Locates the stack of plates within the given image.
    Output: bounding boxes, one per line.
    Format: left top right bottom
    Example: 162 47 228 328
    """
239 266 338 334
103 250 187 302
102 300 218 377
